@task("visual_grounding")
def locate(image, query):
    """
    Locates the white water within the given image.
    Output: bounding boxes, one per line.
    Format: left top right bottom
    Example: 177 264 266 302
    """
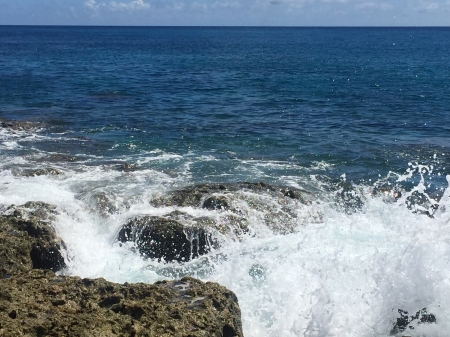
1 134 449 336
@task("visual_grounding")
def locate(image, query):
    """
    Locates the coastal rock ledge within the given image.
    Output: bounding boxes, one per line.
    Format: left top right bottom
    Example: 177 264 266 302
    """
0 204 243 337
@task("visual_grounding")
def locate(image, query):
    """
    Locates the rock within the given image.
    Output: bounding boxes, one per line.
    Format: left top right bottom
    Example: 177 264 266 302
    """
89 192 118 216
203 195 230 211
314 175 364 214
0 118 42 131
6 201 58 222
0 206 66 277
0 270 243 337
390 308 436 335
22 168 62 177
116 216 213 263
0 202 245 337
148 182 315 237
151 182 309 208
1 202 65 276
35 154 79 163
117 162 137 172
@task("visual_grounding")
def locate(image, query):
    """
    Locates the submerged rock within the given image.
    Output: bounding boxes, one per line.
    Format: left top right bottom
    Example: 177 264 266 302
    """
35 154 79 163
203 195 231 211
0 203 66 277
0 270 243 337
21 167 62 177
390 308 436 335
151 182 309 208
89 192 118 216
0 117 42 131
116 216 213 263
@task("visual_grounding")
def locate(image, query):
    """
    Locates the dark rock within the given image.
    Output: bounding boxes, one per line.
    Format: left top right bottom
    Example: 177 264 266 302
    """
390 308 436 335
0 118 42 131
148 182 314 236
0 203 66 276
22 168 62 177
0 270 243 337
36 154 79 163
89 192 118 216
151 182 309 208
116 162 137 172
6 201 58 222
203 196 230 211
314 176 364 214
116 216 212 263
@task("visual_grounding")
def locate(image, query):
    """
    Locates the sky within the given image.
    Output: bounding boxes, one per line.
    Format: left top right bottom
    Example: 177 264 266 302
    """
0 0 449 26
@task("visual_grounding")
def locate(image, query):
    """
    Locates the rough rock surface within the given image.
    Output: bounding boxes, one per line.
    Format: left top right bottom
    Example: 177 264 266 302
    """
21 168 62 177
117 182 314 262
0 204 66 277
116 216 213 263
0 270 243 337
0 202 244 336
0 117 42 131
151 182 309 208
390 308 436 335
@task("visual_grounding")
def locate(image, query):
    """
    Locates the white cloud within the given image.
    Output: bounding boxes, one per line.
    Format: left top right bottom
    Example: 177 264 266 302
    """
415 0 440 11
355 2 393 10
110 0 150 11
212 1 242 8
85 0 106 10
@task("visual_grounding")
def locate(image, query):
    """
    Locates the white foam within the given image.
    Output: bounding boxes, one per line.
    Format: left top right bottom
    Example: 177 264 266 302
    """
1 155 450 336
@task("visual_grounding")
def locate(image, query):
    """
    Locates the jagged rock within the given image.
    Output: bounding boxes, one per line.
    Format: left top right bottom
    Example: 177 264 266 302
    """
0 270 243 337
203 196 230 210
390 308 436 335
314 175 364 214
151 182 309 208
0 118 41 131
116 162 137 172
89 192 118 216
6 201 58 222
116 216 213 263
0 206 66 277
36 154 79 163
22 168 62 177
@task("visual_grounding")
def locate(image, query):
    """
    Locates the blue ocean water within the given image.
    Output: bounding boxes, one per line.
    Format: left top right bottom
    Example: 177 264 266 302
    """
2 27 450 336
1 26 450 182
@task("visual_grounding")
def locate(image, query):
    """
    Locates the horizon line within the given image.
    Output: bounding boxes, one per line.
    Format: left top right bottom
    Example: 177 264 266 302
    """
1 24 450 28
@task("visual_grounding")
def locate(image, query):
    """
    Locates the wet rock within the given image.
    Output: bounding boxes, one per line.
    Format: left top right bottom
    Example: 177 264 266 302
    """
116 216 213 263
315 175 364 214
0 118 42 131
6 201 58 223
21 167 62 177
149 182 314 236
0 270 243 337
151 182 309 208
0 204 66 277
203 195 230 211
36 154 79 163
390 308 436 335
89 192 118 216
116 162 137 172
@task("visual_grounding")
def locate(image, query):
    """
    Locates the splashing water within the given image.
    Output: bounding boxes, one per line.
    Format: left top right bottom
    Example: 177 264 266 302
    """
1 149 450 337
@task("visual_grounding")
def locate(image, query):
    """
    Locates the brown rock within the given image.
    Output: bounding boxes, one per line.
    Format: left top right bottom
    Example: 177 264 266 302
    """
0 270 243 337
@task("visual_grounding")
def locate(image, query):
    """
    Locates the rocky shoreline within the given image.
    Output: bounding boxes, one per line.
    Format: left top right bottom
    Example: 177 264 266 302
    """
0 202 243 337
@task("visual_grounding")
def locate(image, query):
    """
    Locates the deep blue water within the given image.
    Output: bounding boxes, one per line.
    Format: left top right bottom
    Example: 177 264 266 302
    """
1 26 450 184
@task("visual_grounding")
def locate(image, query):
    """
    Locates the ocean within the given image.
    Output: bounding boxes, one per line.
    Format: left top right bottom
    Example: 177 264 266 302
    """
1 26 450 336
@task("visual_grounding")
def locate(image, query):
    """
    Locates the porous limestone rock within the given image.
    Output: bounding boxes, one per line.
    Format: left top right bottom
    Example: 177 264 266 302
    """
0 270 243 337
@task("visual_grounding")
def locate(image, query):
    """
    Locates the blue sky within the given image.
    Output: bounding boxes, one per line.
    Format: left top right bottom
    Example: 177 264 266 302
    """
0 0 449 26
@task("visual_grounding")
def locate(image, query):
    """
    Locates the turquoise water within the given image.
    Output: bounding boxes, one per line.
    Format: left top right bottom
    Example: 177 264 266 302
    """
1 27 450 336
